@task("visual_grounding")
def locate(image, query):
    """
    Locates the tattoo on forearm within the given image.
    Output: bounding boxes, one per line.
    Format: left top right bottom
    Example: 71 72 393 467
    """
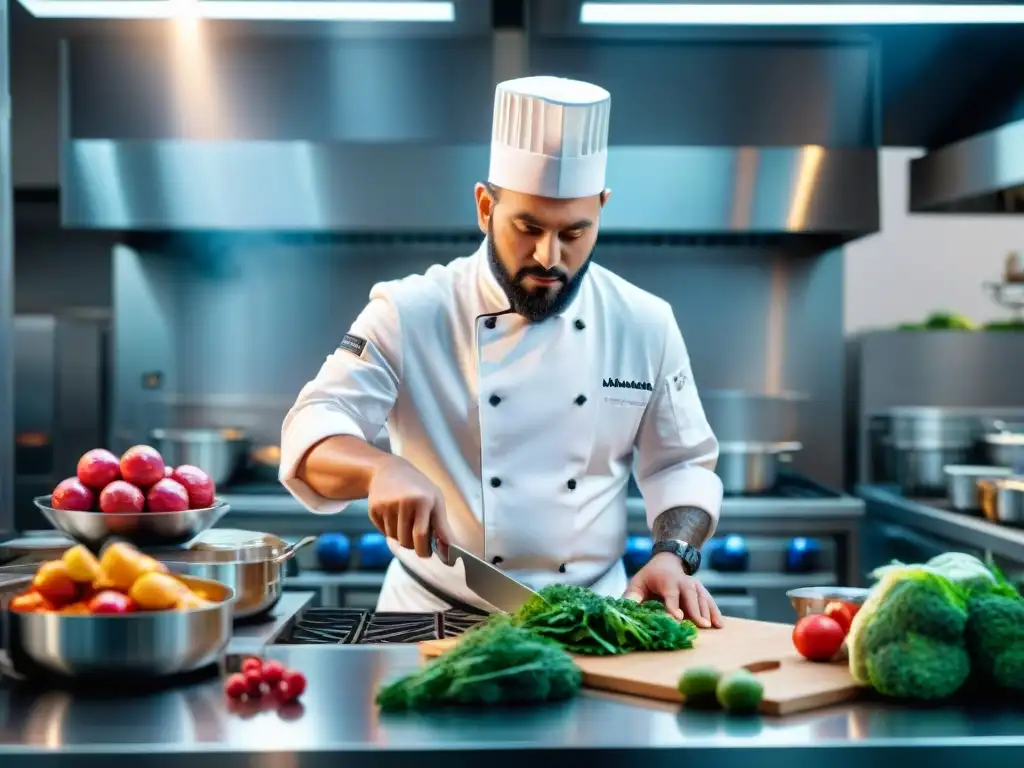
652 506 712 548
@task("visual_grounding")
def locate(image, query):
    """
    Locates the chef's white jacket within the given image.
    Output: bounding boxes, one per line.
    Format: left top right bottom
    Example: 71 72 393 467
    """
280 241 722 612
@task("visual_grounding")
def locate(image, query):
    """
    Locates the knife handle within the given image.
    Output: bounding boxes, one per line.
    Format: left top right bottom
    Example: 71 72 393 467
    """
430 533 451 565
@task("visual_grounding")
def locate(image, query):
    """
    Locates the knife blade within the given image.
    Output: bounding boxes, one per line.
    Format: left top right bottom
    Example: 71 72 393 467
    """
431 536 538 614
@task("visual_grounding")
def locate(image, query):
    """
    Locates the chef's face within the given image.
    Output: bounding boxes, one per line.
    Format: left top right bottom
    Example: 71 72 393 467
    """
476 183 610 322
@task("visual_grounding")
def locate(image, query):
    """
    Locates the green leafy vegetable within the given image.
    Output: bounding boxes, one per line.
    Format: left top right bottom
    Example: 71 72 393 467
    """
511 584 699 655
849 553 1024 701
965 591 1024 693
375 584 699 712
847 566 972 700
375 617 582 712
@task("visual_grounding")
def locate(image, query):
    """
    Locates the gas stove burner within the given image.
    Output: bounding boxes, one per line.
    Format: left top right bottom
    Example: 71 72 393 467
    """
278 608 485 645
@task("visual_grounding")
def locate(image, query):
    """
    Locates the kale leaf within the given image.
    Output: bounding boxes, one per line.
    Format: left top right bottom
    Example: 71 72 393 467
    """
511 584 699 655
375 617 582 712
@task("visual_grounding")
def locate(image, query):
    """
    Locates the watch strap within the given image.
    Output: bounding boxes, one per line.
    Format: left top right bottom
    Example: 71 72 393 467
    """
651 538 702 576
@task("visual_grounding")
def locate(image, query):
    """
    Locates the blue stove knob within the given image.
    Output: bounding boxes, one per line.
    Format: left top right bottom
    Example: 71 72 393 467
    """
315 533 351 572
709 534 749 572
358 532 394 571
785 537 822 574
624 535 653 573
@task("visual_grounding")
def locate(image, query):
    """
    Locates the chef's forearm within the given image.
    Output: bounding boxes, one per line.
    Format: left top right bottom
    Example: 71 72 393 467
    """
297 435 393 500
652 506 713 549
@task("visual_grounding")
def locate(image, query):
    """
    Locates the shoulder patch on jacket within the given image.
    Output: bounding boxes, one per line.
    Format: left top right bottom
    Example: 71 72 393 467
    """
339 334 367 357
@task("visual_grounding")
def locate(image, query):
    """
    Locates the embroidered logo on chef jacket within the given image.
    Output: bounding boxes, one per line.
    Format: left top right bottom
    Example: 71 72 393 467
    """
602 378 653 391
339 334 368 358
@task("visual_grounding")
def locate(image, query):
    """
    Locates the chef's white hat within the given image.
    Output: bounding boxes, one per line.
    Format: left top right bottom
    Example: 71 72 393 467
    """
488 76 611 200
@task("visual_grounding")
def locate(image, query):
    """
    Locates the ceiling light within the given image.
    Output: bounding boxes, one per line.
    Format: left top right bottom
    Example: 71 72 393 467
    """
580 2 1024 25
17 0 455 21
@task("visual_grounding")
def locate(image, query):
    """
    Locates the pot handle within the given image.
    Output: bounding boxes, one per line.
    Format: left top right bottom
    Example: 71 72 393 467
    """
273 536 318 565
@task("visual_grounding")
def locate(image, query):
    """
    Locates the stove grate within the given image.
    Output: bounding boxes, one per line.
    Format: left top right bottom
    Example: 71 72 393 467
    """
278 608 485 645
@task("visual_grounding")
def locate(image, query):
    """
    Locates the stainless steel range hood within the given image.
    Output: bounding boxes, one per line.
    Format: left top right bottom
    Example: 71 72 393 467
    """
909 118 1024 214
58 31 880 243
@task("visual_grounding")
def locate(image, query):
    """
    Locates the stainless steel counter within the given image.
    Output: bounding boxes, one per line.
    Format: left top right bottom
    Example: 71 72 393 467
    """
0 639 1021 767
0 588 1019 766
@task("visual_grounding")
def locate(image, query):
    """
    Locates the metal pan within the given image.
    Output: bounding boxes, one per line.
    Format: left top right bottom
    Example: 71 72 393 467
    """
149 530 317 620
35 496 231 551
2 574 234 679
944 465 1013 511
978 477 1024 526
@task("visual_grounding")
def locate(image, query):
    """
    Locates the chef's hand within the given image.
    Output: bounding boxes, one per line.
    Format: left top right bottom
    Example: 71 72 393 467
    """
367 456 454 559
624 552 724 629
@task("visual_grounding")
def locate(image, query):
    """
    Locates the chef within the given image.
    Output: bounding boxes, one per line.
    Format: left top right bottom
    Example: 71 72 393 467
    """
280 75 725 628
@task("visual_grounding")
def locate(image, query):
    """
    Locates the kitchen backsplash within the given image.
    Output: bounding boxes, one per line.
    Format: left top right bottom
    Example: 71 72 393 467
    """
112 238 846 485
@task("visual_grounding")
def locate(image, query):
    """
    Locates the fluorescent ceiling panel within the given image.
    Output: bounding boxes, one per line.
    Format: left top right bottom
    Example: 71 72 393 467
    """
580 3 1024 25
17 0 455 20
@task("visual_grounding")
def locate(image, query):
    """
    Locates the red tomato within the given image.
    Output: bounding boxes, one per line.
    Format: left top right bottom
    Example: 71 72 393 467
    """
793 614 846 661
244 668 265 697
87 590 137 615
261 660 286 685
824 601 854 635
241 657 263 675
278 670 307 702
224 673 248 699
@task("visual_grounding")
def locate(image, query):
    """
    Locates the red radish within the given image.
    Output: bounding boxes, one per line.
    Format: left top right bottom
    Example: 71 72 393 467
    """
76 449 121 490
224 673 248 699
99 481 145 514
120 445 166 488
51 478 95 512
172 465 216 509
164 466 175 478
241 657 263 675
146 478 190 512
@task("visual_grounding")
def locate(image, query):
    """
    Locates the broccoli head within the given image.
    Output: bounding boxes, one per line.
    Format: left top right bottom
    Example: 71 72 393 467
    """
848 566 971 700
965 591 1024 693
865 633 971 701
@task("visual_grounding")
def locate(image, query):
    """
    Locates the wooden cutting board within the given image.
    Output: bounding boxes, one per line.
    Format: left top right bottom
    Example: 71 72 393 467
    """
419 616 860 716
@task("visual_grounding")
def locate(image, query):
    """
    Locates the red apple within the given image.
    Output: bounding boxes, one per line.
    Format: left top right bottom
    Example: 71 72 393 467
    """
76 449 121 490
146 478 189 512
87 590 137 615
99 480 145 514
171 465 216 509
51 477 95 512
120 445 166 488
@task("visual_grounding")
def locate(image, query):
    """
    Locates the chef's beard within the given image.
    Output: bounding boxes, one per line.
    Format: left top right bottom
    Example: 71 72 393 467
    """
487 219 592 323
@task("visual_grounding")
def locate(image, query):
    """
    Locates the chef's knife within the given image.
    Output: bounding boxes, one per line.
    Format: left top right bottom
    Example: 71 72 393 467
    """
431 536 538 614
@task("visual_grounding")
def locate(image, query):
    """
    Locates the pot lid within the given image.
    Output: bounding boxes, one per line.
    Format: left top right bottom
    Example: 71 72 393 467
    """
151 528 293 564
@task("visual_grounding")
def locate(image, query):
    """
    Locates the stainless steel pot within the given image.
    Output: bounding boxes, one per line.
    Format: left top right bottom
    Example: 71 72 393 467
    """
3 574 234 679
982 432 1024 471
978 477 1024 526
887 407 980 447
943 465 1012 511
890 442 973 496
715 441 801 494
701 390 807 443
151 529 316 619
150 428 251 486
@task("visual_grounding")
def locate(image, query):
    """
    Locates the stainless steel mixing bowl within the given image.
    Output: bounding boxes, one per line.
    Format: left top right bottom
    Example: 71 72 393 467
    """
3 574 235 679
35 497 231 551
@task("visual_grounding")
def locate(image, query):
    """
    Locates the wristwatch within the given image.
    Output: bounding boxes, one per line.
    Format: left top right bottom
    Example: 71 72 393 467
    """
651 539 702 576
